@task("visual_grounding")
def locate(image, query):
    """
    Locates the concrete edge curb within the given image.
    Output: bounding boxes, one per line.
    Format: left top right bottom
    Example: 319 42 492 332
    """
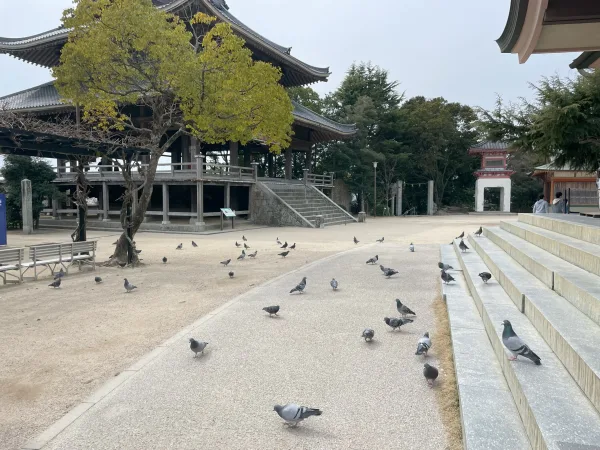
21 242 378 450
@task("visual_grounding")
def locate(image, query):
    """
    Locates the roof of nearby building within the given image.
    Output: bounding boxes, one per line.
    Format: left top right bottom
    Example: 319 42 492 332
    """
468 141 512 155
0 0 329 87
0 81 356 141
570 51 600 70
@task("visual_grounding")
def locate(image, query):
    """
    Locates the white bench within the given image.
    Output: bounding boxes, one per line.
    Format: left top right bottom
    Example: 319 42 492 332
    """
0 248 25 284
22 241 97 280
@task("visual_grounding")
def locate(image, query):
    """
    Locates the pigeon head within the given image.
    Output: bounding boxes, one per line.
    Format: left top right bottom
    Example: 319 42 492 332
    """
189 338 196 344
396 299 402 306
502 320 516 337
438 262 443 269
424 363 432 369
273 405 283 413
424 332 429 338
384 317 391 325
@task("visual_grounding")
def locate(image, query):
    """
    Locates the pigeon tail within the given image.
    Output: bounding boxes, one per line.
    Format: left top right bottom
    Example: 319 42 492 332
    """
415 343 429 355
300 408 322 419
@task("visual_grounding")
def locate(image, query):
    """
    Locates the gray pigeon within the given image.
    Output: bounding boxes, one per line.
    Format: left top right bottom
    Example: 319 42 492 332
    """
192 241 198 247
281 241 288 249
409 243 415 252
229 271 234 278
273 404 322 427
362 328 375 342
353 236 359 244
162 257 167 264
176 243 183 250
49 278 61 288
474 226 483 237
248 250 258 258
502 320 541 365
124 278 137 293
415 332 431 356
242 235 247 241
54 268 65 280
441 270 455 284
220 258 231 266
456 231 464 239
383 268 398 278
459 240 469 252
189 338 208 357
94 276 102 284
235 241 241 247
376 237 384 243
289 243 296 250
479 272 492 283
279 251 289 258
244 243 250 250
237 250 246 261
424 363 439 387
330 278 338 290
276 238 282 245
290 277 307 294
396 299 416 317
366 255 378 264
263 305 280 316
384 317 413 331
379 264 388 273
438 262 453 271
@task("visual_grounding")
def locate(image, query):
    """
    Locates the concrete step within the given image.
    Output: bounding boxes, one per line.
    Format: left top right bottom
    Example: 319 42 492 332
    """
455 239 600 449
519 213 600 246
485 226 600 325
502 221 600 278
467 234 600 414
440 245 530 450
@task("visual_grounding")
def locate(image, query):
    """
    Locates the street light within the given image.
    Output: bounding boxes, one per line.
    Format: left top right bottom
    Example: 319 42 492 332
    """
373 161 378 217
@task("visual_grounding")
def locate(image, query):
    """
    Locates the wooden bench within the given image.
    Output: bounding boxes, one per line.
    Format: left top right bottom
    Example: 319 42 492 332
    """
0 248 25 284
22 241 97 280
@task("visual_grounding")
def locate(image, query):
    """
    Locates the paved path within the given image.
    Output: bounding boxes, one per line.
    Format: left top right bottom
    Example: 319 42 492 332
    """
34 244 446 450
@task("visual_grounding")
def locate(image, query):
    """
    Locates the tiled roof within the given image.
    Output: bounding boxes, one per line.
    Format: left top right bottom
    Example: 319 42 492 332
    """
470 141 512 150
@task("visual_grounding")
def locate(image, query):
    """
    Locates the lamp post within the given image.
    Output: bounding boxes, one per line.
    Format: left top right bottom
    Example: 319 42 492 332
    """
373 161 378 217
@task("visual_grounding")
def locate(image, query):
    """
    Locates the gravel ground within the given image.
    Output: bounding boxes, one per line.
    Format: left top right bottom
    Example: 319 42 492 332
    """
0 215 512 450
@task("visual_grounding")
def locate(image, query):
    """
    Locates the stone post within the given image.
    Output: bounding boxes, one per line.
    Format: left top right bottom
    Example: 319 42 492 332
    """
102 182 110 221
225 182 231 208
303 168 309 187
195 155 205 228
21 179 33 234
52 197 60 220
427 180 434 216
251 162 259 182
284 148 292 180
161 183 170 225
396 181 403 216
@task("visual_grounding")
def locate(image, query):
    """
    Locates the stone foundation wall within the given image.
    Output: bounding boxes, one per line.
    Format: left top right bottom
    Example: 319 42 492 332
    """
250 184 312 228
332 179 351 211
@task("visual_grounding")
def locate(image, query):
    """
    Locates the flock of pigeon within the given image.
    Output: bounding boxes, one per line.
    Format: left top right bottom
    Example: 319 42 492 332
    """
443 227 542 366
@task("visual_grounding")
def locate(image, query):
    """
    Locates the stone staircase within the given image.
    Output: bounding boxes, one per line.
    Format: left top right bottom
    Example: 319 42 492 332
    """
441 213 600 450
259 181 356 227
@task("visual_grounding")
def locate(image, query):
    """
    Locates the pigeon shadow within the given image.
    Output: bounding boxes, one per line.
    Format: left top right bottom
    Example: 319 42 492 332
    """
192 351 213 363
283 424 336 439
264 315 285 320
362 340 381 349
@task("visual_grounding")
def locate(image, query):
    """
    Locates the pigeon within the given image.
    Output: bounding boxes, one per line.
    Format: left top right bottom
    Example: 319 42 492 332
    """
162 257 167 264
362 328 375 342
379 264 389 273
502 320 541 365
384 317 413 331
409 243 415 252
279 251 289 258
366 255 379 265
189 338 208 357
474 227 483 237
415 332 431 356
49 278 61 288
330 278 338 290
135 249 142 254
192 241 198 247
281 241 288 249
229 271 234 278
438 262 453 271
290 277 307 294
441 270 455 284
237 250 246 261
235 241 241 247
220 258 231 266
456 231 464 239
479 272 492 283
276 238 282 245
124 278 137 293
248 250 258 258
176 243 183 250
459 240 469 252
263 305 280 316
244 243 250 250
54 268 65 280
376 237 384 243
242 235 247 241
353 236 359 244
383 268 398 278
273 404 322 427
290 243 296 250
423 363 439 387
94 276 103 284
396 299 416 317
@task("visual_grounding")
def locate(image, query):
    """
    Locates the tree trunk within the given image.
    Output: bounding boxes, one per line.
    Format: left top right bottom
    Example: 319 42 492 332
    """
72 159 90 242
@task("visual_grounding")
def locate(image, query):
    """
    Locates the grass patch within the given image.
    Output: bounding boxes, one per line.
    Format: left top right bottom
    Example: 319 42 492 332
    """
433 294 463 450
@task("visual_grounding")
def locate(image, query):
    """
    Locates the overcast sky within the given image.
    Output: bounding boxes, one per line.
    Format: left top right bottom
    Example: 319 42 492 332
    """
0 0 577 110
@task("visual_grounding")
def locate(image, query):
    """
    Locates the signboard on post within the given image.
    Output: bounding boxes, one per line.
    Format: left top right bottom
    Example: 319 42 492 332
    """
220 208 237 231
0 194 7 246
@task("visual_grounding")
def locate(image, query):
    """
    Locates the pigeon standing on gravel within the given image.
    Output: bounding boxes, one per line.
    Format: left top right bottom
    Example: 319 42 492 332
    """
379 264 388 273
438 262 453 271
502 320 541 365
242 236 247 242
276 238 282 245
124 278 137 293
263 305 280 316
192 241 198 247
383 268 399 278
396 299 416 317
441 270 455 284
290 277 307 294
248 251 258 258
384 317 413 331
94 276 103 284
162 257 168 264
423 363 439 387
376 237 384 243
235 241 241 248
290 243 296 250
229 271 234 278
474 227 483 237
237 250 246 261
220 259 231 266
366 255 379 265
176 243 183 250
281 241 288 249
353 236 359 244
479 272 492 283
189 338 208 357
54 268 65 280
330 278 338 290
456 231 464 239
415 332 431 356
459 240 469 253
279 251 290 258
273 404 322 427
49 278 61 288
362 328 375 342
409 243 415 252
244 243 250 250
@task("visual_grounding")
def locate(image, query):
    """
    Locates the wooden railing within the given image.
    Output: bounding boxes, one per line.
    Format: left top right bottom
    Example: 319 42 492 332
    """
304 171 334 187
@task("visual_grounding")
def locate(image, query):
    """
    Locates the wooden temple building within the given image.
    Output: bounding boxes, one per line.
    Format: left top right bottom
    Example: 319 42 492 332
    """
0 0 357 230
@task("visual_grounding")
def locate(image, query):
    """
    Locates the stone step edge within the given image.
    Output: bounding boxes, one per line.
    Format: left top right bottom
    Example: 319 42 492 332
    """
519 213 600 246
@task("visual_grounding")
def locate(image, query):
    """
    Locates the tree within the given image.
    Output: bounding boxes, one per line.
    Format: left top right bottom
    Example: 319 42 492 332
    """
508 150 544 213
53 0 293 263
287 86 324 114
0 156 59 229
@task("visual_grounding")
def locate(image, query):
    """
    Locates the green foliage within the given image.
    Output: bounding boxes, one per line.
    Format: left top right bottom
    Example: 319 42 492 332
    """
288 86 324 114
0 156 59 228
508 150 544 213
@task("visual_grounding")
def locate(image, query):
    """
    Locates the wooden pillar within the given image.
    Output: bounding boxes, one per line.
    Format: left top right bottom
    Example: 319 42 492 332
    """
285 148 292 180
229 141 239 166
268 152 274 178
102 182 110 221
162 183 170 225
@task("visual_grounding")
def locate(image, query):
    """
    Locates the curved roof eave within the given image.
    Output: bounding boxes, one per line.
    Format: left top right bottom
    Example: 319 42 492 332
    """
570 51 600 69
496 0 530 53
